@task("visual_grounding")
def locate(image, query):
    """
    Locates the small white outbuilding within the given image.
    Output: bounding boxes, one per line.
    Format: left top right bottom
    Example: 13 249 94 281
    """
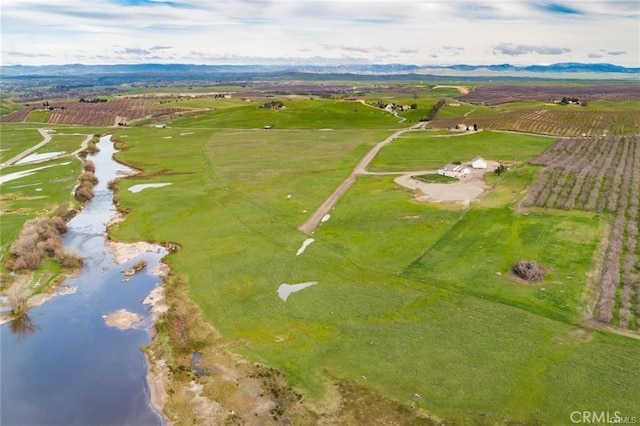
471 156 487 169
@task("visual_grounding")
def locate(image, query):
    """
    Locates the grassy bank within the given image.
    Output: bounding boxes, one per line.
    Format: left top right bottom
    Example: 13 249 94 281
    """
0 124 92 307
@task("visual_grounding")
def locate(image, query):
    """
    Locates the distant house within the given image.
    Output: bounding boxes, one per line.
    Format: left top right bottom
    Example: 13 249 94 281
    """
437 165 471 178
472 156 487 169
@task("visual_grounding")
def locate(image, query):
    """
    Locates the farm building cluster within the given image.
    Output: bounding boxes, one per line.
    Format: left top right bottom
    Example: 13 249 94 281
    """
437 156 487 178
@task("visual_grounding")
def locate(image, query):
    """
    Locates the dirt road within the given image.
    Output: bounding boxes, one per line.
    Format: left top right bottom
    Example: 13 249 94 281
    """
299 123 424 235
1 128 53 167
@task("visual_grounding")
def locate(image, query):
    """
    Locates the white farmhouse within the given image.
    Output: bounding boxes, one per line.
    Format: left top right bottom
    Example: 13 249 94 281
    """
471 156 487 169
437 165 471 178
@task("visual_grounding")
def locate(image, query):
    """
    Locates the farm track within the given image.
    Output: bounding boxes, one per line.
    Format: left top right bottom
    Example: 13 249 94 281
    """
298 123 425 235
1 128 52 167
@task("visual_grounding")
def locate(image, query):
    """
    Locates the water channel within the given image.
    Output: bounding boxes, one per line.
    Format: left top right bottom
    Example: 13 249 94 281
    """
1 136 165 425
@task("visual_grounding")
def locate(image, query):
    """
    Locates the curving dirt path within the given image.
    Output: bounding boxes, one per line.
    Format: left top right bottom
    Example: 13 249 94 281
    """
299 123 424 234
0 128 53 167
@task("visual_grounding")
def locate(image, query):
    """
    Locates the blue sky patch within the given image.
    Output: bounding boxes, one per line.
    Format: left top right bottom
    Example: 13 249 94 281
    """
538 3 583 15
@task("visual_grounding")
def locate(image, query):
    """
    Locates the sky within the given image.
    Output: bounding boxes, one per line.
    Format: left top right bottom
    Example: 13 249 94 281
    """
1 0 638 67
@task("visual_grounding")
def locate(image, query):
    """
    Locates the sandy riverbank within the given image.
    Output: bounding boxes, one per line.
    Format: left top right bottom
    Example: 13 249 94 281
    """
107 240 167 265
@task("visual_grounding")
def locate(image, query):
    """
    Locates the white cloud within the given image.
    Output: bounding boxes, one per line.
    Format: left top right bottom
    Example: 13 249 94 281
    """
493 44 572 57
1 0 637 66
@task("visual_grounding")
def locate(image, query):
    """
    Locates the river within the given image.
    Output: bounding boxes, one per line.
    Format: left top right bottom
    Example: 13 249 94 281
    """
1 135 165 425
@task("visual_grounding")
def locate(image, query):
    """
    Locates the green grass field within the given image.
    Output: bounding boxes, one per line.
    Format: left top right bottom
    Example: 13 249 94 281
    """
0 127 44 163
38 134 89 154
106 99 640 423
3 96 639 424
170 99 410 129
0 157 83 252
24 109 51 123
369 130 554 171
0 124 89 260
0 100 25 116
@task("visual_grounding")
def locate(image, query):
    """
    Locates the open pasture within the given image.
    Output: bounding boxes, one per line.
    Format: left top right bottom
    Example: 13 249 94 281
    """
35 133 89 155
0 100 24 116
108 97 640 423
0 126 44 163
368 130 552 172
170 98 410 129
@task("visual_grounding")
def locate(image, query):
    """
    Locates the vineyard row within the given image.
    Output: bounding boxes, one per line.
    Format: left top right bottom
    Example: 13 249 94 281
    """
522 135 640 329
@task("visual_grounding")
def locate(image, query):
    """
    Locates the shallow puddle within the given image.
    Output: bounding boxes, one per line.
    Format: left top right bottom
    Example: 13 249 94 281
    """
128 183 172 193
277 282 318 302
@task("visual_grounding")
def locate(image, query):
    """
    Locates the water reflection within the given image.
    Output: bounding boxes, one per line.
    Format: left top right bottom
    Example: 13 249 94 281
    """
7 313 38 339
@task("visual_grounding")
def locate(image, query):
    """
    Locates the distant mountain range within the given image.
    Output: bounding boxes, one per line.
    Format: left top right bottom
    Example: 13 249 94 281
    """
1 62 638 78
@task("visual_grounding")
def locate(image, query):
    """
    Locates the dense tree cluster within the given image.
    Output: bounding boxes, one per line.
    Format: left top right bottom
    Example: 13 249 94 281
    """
419 98 446 122
79 97 108 103
260 100 284 109
559 96 581 105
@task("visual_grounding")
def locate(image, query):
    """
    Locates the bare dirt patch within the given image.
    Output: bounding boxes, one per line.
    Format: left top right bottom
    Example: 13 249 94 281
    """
433 85 470 94
395 170 490 206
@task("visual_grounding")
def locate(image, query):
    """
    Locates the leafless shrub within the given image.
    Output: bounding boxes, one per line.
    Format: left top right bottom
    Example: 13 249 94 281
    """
5 216 80 272
12 252 43 271
79 172 98 185
83 137 100 154
83 160 96 173
75 182 95 203
511 260 546 282
75 171 98 203
6 278 30 315
54 248 83 269
53 202 78 222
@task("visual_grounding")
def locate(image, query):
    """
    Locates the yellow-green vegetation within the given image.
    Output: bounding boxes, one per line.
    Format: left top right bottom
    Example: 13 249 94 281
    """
0 127 44 162
149 97 247 110
0 100 25 116
25 109 50 123
40 134 89 154
106 97 640 424
172 98 410 129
